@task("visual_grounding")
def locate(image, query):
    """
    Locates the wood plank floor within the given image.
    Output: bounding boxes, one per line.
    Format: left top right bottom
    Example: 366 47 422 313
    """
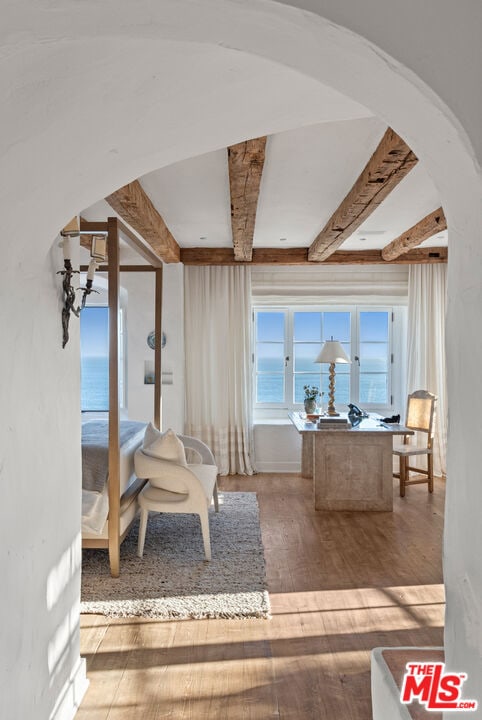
77 474 445 719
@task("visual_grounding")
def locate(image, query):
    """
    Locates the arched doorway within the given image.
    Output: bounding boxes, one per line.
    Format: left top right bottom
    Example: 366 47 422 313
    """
1 2 481 716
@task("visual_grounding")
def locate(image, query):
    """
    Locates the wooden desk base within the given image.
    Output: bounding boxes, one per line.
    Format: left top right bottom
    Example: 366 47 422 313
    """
313 431 393 511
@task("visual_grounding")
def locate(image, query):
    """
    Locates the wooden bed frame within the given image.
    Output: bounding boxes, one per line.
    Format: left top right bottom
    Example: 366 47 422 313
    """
80 217 163 577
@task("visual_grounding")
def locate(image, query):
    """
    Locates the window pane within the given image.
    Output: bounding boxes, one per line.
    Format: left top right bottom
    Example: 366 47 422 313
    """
257 374 284 403
257 312 284 342
360 342 388 372
257 343 285 372
80 308 109 411
360 311 388 341
294 312 322 342
323 312 350 342
294 343 321 372
294 373 321 403
360 374 388 404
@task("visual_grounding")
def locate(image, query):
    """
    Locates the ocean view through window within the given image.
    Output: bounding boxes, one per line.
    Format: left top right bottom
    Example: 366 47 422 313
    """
80 306 126 411
81 307 109 411
254 307 393 411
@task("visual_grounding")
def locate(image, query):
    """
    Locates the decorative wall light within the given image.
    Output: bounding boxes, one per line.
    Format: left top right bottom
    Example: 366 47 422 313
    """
82 235 108 308
58 234 80 348
314 338 351 416
58 227 108 348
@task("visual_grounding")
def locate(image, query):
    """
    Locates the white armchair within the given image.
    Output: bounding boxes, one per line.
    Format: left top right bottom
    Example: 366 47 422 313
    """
134 434 219 560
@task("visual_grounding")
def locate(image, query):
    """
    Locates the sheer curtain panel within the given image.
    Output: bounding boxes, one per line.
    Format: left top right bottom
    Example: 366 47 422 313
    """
407 264 447 477
184 266 255 475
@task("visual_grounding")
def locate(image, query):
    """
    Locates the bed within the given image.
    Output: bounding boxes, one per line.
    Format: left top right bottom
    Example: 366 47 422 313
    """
81 420 147 540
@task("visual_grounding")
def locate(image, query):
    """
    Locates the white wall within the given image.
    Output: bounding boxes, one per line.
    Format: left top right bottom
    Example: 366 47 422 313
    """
0 2 481 718
254 423 302 473
0 238 88 719
124 264 185 432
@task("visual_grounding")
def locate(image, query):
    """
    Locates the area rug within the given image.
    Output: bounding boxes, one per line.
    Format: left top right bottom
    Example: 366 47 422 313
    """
81 492 270 620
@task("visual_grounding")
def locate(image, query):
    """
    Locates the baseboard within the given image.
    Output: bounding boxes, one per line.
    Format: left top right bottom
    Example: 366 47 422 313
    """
254 461 301 473
50 657 89 720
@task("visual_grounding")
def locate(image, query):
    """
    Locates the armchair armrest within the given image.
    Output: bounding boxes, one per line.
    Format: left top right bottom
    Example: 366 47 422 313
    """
134 448 208 500
177 434 216 467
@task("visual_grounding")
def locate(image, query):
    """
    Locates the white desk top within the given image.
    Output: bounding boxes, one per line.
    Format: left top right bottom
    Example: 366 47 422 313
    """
288 411 413 436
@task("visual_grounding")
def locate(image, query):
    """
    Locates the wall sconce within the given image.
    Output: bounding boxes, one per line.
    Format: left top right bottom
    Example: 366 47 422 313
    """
58 229 108 348
82 235 107 308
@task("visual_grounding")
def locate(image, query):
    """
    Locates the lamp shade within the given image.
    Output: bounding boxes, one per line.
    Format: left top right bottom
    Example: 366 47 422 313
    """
314 340 351 364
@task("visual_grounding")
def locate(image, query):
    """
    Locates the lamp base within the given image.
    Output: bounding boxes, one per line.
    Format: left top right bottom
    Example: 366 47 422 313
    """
326 363 339 417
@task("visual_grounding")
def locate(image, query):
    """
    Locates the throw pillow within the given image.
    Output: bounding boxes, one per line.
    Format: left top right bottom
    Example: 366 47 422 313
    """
142 424 187 466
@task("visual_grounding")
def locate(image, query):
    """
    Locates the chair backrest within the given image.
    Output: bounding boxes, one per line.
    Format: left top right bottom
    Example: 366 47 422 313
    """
405 390 436 436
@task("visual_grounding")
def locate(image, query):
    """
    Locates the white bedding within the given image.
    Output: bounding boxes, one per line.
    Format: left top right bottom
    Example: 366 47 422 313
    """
81 423 146 535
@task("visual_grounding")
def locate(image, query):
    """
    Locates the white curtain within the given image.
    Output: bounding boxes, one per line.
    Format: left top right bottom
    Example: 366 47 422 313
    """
184 266 256 475
407 264 447 477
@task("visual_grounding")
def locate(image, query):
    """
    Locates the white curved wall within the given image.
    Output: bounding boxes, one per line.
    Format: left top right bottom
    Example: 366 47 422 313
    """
0 1 481 717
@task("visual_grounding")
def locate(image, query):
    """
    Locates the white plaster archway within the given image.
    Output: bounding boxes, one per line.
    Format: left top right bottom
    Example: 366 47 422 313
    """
1 2 481 717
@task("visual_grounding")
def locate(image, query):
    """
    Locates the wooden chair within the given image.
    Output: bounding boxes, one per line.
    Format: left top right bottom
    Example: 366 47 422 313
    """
393 390 437 497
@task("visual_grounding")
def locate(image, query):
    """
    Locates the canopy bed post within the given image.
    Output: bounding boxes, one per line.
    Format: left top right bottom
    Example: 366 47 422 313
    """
107 216 121 578
154 265 163 430
80 217 164 577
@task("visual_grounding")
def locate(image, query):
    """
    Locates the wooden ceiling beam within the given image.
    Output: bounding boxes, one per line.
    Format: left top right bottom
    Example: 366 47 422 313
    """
228 136 267 261
381 207 447 261
308 128 418 262
105 180 180 263
181 246 447 266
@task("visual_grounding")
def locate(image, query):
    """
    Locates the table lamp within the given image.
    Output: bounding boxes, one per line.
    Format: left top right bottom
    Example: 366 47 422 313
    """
314 338 351 416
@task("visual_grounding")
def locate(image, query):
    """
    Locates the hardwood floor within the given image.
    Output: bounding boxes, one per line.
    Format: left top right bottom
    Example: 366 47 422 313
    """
78 474 445 719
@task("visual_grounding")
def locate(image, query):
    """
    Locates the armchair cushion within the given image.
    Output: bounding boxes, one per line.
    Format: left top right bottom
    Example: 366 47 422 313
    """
135 450 190 493
142 424 187 466
135 432 218 496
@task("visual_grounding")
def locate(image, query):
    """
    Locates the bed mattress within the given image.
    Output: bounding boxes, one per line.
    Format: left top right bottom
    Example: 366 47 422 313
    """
81 421 146 535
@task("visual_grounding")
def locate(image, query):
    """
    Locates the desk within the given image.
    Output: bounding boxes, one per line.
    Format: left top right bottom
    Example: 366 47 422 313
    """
289 412 412 511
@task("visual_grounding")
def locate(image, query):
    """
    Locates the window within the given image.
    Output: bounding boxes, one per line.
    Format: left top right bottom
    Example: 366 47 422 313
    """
254 306 396 413
80 307 125 411
256 310 286 403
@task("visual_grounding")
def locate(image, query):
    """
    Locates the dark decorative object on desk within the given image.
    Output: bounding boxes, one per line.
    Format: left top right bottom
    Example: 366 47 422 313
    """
382 414 401 424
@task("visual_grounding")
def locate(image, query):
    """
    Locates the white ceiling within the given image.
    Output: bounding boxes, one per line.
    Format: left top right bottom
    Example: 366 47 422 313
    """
83 101 447 256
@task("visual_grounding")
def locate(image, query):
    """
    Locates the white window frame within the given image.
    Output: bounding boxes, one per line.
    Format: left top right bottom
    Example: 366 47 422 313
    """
253 304 405 420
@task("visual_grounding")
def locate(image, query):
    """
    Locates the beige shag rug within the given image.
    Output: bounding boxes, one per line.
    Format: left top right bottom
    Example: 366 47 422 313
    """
81 492 270 620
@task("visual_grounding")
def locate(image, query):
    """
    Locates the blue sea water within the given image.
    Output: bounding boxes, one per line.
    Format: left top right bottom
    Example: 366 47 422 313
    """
81 355 387 410
81 356 109 411
257 357 388 405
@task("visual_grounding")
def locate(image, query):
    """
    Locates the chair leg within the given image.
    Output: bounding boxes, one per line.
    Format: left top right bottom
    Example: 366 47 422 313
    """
428 453 434 493
137 508 149 558
213 482 219 513
399 456 407 497
199 508 211 561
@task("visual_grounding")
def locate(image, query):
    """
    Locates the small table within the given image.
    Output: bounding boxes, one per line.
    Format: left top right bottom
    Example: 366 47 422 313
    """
289 412 413 511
